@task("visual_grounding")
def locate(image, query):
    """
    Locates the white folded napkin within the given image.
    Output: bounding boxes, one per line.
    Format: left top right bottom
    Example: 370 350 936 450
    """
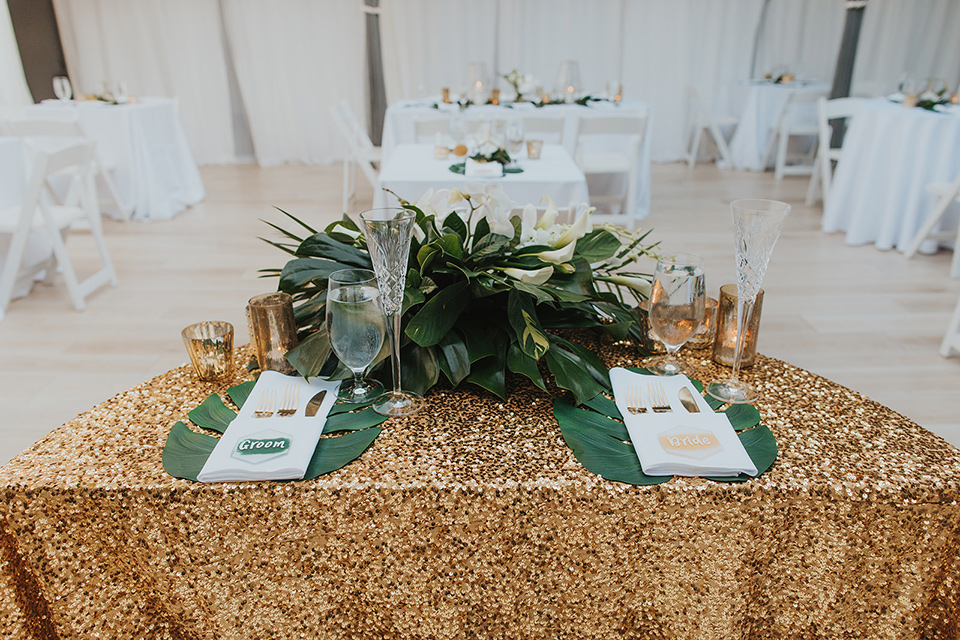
465 157 503 178
197 371 341 483
610 367 758 478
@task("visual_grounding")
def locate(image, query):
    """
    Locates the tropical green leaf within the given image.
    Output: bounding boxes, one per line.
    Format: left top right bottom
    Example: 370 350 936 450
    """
723 403 762 432
507 290 551 360
472 216 490 246
227 381 256 410
278 258 347 292
324 407 388 433
437 329 471 386
297 234 372 268
442 212 468 242
406 280 470 347
550 335 610 389
511 281 556 304
554 401 669 485
400 343 440 395
506 343 546 391
544 341 606 405
436 233 464 261
467 353 506 398
469 233 511 262
285 330 332 380
162 422 218 481
303 427 382 479
582 393 621 420
417 244 441 272
188 395 236 434
458 317 504 363
575 229 622 263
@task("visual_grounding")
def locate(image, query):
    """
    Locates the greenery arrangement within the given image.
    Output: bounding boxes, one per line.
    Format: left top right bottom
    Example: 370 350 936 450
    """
448 144 522 175
261 188 658 404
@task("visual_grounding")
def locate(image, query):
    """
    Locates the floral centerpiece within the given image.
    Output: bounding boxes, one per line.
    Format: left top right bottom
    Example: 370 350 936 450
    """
262 187 658 404
503 69 538 102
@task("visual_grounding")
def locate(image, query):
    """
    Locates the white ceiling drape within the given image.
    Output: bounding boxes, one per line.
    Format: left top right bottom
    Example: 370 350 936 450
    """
52 0 236 164
0 0 32 116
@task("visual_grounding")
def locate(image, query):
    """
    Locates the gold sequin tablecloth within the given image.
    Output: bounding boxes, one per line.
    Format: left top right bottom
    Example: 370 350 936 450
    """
1 338 960 639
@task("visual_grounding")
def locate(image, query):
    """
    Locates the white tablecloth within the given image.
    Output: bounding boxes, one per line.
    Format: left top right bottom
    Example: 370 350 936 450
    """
726 81 830 171
374 144 589 211
20 98 205 221
381 98 651 219
822 99 960 253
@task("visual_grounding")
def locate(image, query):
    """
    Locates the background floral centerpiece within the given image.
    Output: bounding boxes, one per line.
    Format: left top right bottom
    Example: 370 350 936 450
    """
263 187 658 403
503 69 538 102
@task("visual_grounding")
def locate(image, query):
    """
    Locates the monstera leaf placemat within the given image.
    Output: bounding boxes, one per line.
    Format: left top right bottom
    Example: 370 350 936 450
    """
555 368 777 485
163 380 387 482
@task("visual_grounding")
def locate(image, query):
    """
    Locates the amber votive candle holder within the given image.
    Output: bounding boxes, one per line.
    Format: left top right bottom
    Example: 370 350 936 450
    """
442 87 450 104
491 88 500 105
636 300 665 354
248 292 298 374
686 296 718 349
526 139 543 160
182 321 234 381
712 284 763 368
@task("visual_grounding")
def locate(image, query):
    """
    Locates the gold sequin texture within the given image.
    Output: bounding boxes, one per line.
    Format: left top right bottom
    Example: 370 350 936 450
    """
1 339 959 639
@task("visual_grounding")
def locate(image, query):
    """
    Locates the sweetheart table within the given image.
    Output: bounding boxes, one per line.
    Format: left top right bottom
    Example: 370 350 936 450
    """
1 338 959 639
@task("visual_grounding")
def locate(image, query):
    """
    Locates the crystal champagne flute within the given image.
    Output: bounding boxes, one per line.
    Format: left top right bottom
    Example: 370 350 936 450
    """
707 199 790 404
646 253 706 376
359 208 423 417
326 269 386 402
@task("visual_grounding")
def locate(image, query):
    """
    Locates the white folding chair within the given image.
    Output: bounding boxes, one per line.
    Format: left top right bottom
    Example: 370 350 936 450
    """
1 118 130 220
412 117 450 144
329 100 381 213
762 88 828 180
521 115 566 147
0 141 118 320
572 113 648 229
942 292 960 357
903 170 960 278
805 97 864 207
684 86 737 168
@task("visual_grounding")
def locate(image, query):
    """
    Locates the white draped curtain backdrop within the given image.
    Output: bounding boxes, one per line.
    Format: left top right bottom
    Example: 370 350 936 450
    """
2 0 956 165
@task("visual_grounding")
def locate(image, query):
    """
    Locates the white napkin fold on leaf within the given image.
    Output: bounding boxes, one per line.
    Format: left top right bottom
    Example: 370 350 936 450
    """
610 367 757 478
465 157 503 178
197 371 341 483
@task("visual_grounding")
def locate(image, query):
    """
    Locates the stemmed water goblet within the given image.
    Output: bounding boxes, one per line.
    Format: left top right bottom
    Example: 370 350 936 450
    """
706 199 790 404
359 208 423 417
326 268 386 403
645 253 706 376
506 119 524 156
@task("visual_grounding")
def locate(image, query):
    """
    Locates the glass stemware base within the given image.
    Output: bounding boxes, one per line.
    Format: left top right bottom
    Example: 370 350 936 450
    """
644 354 689 376
339 378 384 403
372 390 423 417
706 379 758 404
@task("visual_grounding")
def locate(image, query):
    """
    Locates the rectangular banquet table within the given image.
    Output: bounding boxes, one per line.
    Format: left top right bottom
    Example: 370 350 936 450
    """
374 143 589 211
382 98 652 219
1 339 959 639
20 98 205 221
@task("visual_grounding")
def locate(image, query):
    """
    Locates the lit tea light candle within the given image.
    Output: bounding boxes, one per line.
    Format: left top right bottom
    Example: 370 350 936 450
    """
712 284 764 368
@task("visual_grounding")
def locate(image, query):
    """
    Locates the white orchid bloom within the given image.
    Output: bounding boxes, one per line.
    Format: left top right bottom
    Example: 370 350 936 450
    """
554 207 593 249
414 188 452 218
477 140 499 157
519 75 539 95
536 197 561 230
448 188 465 204
536 242 576 265
501 266 554 285
478 184 517 237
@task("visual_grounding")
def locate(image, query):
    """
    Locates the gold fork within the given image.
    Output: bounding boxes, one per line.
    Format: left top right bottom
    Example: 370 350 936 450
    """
276 384 299 417
253 389 276 418
648 382 672 413
625 387 646 414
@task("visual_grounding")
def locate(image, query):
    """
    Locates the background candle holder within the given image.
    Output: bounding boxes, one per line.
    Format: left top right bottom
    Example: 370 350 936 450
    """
636 300 665 354
712 284 763 367
181 321 234 381
248 292 298 374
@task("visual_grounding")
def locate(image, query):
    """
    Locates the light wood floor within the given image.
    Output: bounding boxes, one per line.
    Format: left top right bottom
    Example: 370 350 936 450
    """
1 162 958 465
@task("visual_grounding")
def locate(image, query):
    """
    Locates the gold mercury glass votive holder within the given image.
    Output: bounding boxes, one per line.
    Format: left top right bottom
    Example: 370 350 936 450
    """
442 87 450 104
491 88 500 105
181 321 234 381
248 292 298 374
712 284 764 368
686 296 718 349
526 139 543 160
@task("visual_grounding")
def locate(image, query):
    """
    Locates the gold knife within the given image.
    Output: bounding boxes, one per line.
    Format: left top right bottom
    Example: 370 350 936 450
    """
678 387 701 413
304 390 327 417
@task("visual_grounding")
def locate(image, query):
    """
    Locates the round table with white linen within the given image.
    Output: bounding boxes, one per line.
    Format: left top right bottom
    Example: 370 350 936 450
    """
381 98 651 219
725 81 830 171
20 98 205 221
821 99 960 254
